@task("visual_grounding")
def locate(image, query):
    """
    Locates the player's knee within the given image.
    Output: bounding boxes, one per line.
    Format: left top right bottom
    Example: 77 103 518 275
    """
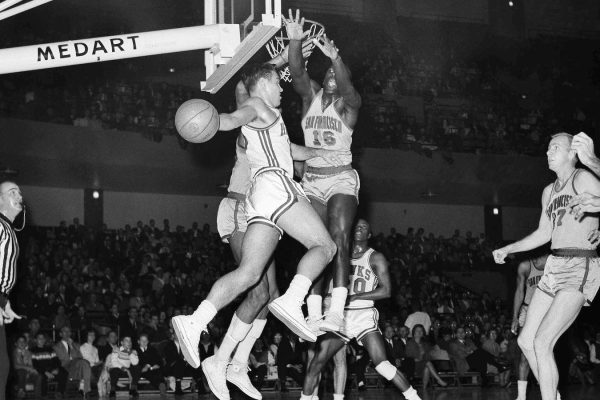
517 333 533 352
321 237 337 262
533 333 552 353
375 361 397 381
237 267 262 289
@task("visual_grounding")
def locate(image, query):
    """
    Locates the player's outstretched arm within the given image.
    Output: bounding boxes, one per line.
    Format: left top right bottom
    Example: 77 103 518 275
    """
493 185 553 263
219 98 263 131
572 132 600 177
511 261 528 333
348 252 391 303
284 9 315 102
314 35 361 111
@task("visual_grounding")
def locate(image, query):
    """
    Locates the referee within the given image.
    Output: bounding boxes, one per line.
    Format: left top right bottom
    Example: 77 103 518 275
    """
0 180 23 400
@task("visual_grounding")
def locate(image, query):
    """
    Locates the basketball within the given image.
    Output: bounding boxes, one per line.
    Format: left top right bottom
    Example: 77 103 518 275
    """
175 99 220 143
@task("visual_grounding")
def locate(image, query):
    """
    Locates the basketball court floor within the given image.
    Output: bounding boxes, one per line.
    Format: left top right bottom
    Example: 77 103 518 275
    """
29 386 596 400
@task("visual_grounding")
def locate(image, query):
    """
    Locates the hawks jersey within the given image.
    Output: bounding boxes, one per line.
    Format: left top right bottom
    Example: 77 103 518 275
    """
241 107 293 177
301 89 353 168
545 169 598 249
347 248 379 309
524 258 546 305
227 133 251 195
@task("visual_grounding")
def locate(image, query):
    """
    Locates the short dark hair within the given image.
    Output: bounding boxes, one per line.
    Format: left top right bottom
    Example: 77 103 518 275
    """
241 63 277 93
139 333 149 341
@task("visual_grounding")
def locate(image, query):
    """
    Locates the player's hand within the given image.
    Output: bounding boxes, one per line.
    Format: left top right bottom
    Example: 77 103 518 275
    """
283 9 305 41
571 132 598 167
2 300 23 324
510 319 519 335
276 40 314 65
317 149 350 166
492 248 509 264
588 229 600 245
313 34 339 60
568 192 600 221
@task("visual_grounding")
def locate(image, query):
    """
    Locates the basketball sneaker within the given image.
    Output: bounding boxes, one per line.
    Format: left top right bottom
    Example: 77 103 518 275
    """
306 316 326 337
202 356 230 400
171 315 204 368
268 295 316 342
320 311 343 332
226 361 262 400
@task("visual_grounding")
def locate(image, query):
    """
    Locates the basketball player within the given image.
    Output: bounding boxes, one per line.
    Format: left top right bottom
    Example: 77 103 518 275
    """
493 133 600 400
173 64 345 400
208 81 279 400
285 9 362 333
568 132 600 216
511 253 548 400
301 219 421 400
0 180 24 399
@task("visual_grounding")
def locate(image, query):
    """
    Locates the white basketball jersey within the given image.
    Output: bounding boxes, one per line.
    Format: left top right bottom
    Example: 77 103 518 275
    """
241 107 293 177
545 169 598 249
524 258 545 305
301 89 353 168
227 133 251 194
347 248 379 309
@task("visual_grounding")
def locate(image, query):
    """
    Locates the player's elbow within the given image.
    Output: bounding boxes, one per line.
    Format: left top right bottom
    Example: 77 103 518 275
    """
380 286 392 300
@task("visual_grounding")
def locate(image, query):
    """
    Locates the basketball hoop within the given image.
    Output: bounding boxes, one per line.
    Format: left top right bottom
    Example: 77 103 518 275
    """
265 19 325 82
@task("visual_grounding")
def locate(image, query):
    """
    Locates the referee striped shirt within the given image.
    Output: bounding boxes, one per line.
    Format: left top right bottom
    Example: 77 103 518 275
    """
0 212 18 300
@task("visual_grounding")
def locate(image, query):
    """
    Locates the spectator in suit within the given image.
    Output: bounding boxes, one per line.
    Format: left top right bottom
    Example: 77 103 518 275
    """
80 330 103 379
27 319 41 349
164 328 199 395
405 324 447 389
106 336 139 399
135 333 166 395
31 333 68 398
53 326 92 396
144 314 168 343
12 336 42 399
119 308 140 341
448 327 508 385
276 331 305 392
384 325 414 378
98 331 119 363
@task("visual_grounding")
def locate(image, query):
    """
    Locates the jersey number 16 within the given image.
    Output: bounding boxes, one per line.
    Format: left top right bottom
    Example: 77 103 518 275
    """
312 130 336 146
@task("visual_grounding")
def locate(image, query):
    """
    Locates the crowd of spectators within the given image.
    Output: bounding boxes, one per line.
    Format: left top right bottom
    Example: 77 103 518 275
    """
2 19 599 155
5 218 600 398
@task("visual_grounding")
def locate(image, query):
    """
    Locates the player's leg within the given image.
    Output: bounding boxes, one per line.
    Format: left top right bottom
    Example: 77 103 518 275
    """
228 260 278 396
172 223 279 373
301 335 346 399
361 332 421 400
306 196 328 324
321 194 357 331
517 289 554 380
268 197 336 342
534 290 585 400
517 352 531 400
201 225 280 400
332 345 347 400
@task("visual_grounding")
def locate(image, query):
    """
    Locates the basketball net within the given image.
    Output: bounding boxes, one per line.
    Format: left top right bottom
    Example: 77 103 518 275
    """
265 19 325 82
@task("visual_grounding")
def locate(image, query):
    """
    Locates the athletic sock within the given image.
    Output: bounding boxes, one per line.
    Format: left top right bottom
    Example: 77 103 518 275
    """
232 318 267 364
329 287 348 315
300 393 313 400
215 313 252 362
402 386 421 400
333 394 344 400
192 300 217 327
307 295 323 319
517 380 528 400
285 275 312 303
